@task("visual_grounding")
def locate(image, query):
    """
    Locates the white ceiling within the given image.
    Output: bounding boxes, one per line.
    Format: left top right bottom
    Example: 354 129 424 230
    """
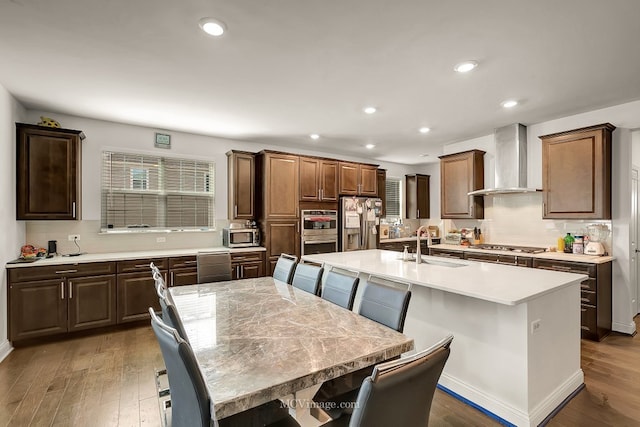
1 0 640 164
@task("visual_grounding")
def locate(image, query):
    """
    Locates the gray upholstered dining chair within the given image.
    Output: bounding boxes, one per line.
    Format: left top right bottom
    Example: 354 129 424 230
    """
321 335 453 427
358 280 411 332
197 251 232 284
149 308 300 427
320 271 359 310
291 262 324 295
272 253 297 284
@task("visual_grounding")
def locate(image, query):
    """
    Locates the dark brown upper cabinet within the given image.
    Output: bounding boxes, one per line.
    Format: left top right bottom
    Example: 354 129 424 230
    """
377 169 386 217
299 156 338 202
439 150 485 219
227 150 255 220
338 162 378 196
257 151 299 219
405 174 430 219
16 123 84 220
540 123 614 219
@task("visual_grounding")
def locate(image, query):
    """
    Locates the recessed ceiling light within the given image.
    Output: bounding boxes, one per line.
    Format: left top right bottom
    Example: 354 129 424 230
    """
419 127 431 134
199 18 226 37
310 134 320 140
363 106 377 115
420 153 430 157
454 61 478 73
365 144 375 149
501 100 518 108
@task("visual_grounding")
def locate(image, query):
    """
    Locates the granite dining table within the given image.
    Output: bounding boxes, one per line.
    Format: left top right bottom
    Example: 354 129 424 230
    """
168 276 414 424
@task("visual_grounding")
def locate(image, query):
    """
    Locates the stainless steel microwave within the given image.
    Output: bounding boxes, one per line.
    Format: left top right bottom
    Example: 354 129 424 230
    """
222 228 260 248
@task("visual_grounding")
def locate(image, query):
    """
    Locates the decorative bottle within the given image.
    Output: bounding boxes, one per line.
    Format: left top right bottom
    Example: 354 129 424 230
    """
563 233 574 254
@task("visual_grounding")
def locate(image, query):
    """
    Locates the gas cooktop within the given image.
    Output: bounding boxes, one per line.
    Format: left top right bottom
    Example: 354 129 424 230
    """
470 244 547 254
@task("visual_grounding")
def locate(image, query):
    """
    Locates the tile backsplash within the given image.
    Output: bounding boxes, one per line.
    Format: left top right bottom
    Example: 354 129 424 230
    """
445 192 613 253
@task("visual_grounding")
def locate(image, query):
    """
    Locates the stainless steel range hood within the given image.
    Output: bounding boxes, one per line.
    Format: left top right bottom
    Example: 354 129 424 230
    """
468 123 541 196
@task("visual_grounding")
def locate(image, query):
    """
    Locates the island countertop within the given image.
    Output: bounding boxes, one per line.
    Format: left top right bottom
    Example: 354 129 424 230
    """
303 249 587 306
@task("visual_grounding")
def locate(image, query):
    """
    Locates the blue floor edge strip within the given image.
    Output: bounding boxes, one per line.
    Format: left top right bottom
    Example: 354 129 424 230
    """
437 382 586 427
436 384 516 427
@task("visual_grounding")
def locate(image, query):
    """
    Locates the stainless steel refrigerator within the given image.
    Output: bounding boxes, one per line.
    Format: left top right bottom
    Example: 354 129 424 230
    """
339 196 382 251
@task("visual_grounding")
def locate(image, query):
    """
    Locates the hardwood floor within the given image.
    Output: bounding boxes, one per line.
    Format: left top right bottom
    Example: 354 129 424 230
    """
1 318 638 426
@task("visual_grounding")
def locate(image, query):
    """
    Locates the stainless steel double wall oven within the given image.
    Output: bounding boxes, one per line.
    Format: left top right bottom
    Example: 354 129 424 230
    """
301 210 338 256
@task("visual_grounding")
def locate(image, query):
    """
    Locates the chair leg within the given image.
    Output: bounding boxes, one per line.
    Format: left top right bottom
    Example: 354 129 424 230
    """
155 367 170 397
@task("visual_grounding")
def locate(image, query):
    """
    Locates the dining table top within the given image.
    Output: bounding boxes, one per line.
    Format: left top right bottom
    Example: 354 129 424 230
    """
168 276 414 419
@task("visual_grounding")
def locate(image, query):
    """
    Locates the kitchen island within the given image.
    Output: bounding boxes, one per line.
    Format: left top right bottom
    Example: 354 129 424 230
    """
302 249 588 427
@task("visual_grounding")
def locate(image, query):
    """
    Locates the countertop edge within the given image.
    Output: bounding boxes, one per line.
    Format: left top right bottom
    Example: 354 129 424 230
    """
429 244 613 264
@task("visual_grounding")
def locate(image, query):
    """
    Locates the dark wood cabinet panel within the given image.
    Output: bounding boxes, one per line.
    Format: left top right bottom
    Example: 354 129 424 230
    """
117 272 161 323
377 169 386 217
320 160 339 201
231 251 266 279
8 261 116 282
300 157 339 202
168 256 197 286
68 275 117 331
227 151 255 220
439 150 484 219
263 221 299 275
540 123 614 219
260 152 299 219
9 279 67 341
117 258 168 274
428 248 465 259
359 164 378 196
463 252 532 267
16 123 83 220
338 162 359 195
406 174 430 219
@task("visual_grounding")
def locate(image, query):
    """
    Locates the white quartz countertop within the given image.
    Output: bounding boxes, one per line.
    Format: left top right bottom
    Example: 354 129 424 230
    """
5 246 266 268
379 236 436 243
430 243 613 264
302 249 587 306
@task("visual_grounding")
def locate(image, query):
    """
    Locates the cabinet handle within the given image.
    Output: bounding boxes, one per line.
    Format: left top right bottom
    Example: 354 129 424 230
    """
134 264 150 268
550 265 572 271
171 271 174 286
234 205 238 218
417 209 420 218
183 260 197 265
72 202 76 218
236 266 240 278
69 281 73 299
164 273 167 285
241 265 244 278
55 269 77 274
60 282 65 299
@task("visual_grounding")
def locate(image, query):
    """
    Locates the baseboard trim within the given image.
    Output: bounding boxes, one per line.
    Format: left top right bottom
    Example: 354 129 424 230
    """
438 369 584 427
612 320 636 335
0 339 13 363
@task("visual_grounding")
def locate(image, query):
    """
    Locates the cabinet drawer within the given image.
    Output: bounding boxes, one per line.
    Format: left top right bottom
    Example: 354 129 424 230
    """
117 258 168 273
169 256 197 269
8 261 116 282
429 249 464 259
580 290 597 306
580 278 597 292
231 252 264 263
532 259 596 277
580 304 597 331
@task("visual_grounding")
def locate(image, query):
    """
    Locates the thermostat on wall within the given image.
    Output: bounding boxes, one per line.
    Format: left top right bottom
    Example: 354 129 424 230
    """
155 132 171 149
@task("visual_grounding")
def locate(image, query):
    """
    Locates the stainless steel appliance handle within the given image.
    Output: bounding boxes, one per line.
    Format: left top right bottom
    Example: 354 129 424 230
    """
171 271 174 286
72 202 76 218
303 239 339 244
60 282 65 299
55 269 77 274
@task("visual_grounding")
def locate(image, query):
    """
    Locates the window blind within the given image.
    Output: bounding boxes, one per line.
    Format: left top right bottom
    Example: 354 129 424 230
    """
385 178 402 218
101 152 215 231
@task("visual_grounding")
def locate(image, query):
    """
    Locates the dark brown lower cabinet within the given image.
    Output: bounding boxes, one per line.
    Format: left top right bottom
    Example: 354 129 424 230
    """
231 251 266 279
428 248 465 259
263 220 299 275
8 262 117 341
117 272 162 323
169 256 198 286
463 252 532 267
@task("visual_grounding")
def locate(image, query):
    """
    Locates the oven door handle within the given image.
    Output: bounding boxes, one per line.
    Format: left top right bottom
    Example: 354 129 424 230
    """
303 239 338 244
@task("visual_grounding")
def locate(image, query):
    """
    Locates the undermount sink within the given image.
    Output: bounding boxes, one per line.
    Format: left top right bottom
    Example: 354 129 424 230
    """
397 256 466 268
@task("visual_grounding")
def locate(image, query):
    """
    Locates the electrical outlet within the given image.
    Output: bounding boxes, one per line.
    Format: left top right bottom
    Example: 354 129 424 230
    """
156 237 166 243
68 234 81 241
531 319 542 334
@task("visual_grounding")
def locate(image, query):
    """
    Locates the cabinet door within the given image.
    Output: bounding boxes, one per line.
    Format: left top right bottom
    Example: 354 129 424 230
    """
264 153 299 218
377 169 386 217
440 150 484 219
406 174 430 219
541 124 613 219
264 221 299 275
300 157 320 201
339 162 359 195
359 165 378 196
68 275 117 331
9 279 67 340
320 160 339 201
228 151 255 220
239 261 264 278
117 272 161 323
16 124 82 220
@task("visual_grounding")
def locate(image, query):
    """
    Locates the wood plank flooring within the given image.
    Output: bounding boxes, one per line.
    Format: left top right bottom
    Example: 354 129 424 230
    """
1 318 638 427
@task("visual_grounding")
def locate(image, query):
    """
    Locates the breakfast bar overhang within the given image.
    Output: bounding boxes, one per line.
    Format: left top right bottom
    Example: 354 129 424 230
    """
303 249 588 427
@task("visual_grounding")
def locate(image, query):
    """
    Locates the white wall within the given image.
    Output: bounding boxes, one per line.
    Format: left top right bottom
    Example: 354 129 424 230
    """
24 111 418 254
0 84 26 360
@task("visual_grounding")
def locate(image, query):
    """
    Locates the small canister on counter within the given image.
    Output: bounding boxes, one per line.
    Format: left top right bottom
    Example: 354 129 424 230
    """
573 235 584 254
557 236 565 253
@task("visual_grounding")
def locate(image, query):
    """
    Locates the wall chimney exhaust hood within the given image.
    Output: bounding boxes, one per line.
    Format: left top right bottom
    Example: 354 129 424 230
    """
468 123 541 196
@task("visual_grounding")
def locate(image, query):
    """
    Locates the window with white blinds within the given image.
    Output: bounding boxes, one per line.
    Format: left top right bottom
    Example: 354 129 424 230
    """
101 152 215 232
385 178 402 218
